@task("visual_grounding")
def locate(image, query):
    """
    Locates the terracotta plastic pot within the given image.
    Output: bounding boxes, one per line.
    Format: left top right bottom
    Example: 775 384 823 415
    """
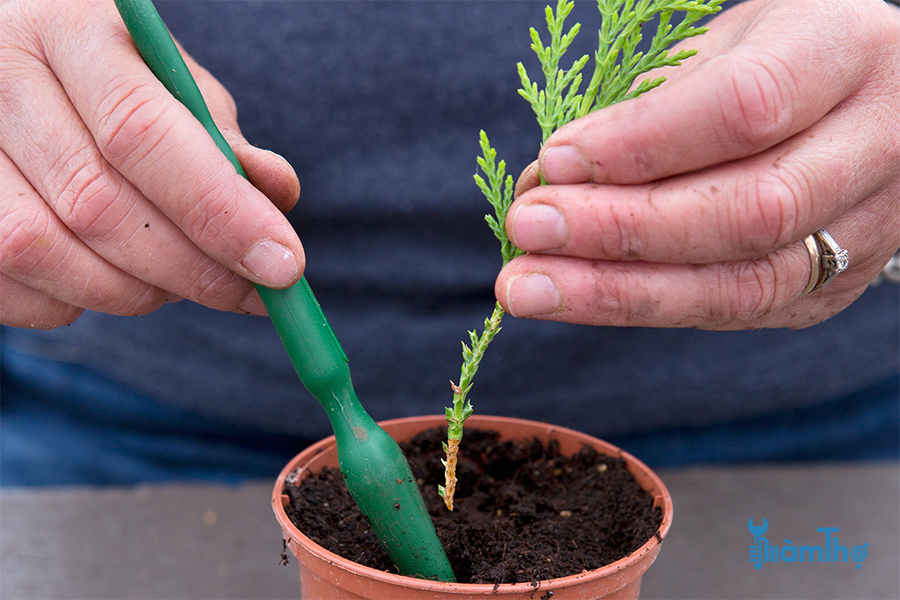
272 415 673 599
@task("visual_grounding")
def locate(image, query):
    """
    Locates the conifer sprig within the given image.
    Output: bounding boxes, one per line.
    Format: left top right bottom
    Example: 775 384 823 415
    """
477 131 522 267
441 0 722 510
519 0 724 142
439 132 521 510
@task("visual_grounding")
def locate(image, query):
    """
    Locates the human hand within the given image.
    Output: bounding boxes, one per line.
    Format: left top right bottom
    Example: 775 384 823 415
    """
496 0 900 330
1 0 303 329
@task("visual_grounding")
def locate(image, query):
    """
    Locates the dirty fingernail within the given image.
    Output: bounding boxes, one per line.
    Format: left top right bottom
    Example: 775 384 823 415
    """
506 273 562 317
511 203 568 251
540 145 591 184
241 240 299 288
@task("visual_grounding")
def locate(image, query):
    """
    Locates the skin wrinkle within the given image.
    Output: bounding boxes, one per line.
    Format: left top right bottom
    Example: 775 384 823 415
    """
108 191 155 261
44 234 162 315
54 153 121 238
0 172 167 316
593 190 632 261
723 49 798 154
40 123 95 194
0 3 46 71
585 260 663 326
607 97 661 183
180 162 246 253
744 163 799 255
93 77 177 173
47 142 163 265
0 73 68 169
682 185 713 258
184 254 249 310
0 204 56 277
0 62 43 130
587 260 626 324
729 258 779 322
742 1 866 101
107 272 166 316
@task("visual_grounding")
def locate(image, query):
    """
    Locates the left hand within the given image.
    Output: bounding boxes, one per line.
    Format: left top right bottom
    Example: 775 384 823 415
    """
495 0 900 330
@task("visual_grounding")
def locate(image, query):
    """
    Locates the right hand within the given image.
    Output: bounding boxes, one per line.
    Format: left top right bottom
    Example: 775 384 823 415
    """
0 0 304 329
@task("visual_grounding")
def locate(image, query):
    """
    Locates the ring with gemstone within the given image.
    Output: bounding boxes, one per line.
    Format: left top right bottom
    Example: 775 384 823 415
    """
802 228 849 295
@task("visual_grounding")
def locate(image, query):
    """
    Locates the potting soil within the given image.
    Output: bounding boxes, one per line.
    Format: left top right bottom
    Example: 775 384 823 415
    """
283 427 662 585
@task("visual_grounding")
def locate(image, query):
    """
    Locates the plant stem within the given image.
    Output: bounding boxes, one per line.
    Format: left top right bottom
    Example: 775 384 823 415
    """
439 302 505 510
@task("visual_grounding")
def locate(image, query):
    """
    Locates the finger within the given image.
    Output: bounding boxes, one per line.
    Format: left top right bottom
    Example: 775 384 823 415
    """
508 96 899 264
0 47 264 314
537 0 897 185
497 200 889 330
0 151 169 317
495 242 832 330
233 144 302 216
45 3 304 289
179 46 301 214
514 161 540 199
0 272 83 329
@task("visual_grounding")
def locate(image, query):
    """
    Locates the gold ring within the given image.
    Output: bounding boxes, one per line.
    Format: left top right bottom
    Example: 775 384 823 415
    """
802 228 849 295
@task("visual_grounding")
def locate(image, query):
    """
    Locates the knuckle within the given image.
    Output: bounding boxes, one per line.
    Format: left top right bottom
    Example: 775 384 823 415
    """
715 256 786 322
180 169 243 251
721 53 797 152
586 262 643 325
183 259 248 309
93 78 174 168
729 169 802 256
0 204 56 277
87 277 168 317
114 283 169 316
590 196 643 260
106 280 170 318
54 155 130 240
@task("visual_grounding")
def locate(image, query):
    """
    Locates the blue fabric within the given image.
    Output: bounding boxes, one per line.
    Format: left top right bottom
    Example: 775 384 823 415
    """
0 344 311 486
608 375 900 466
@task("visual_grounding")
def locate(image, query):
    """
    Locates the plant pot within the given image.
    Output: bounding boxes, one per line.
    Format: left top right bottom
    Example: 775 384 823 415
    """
272 415 673 599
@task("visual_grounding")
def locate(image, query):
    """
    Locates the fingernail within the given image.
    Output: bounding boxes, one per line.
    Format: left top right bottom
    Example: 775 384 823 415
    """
514 161 540 198
506 273 562 317
540 145 591 184
511 204 568 251
241 240 299 288
238 289 268 316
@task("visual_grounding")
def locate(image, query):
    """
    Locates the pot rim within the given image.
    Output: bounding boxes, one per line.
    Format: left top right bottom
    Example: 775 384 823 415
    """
272 414 673 594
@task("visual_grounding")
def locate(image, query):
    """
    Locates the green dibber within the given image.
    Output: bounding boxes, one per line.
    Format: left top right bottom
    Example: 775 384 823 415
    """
113 0 454 582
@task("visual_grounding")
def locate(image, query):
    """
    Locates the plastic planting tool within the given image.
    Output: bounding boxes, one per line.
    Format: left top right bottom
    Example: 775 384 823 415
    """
113 0 454 582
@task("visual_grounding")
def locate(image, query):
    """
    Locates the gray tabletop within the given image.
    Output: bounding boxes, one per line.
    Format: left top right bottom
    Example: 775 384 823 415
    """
2 463 898 600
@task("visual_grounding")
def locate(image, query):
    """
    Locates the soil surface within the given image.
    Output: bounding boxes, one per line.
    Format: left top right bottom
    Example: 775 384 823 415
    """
283 427 662 585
